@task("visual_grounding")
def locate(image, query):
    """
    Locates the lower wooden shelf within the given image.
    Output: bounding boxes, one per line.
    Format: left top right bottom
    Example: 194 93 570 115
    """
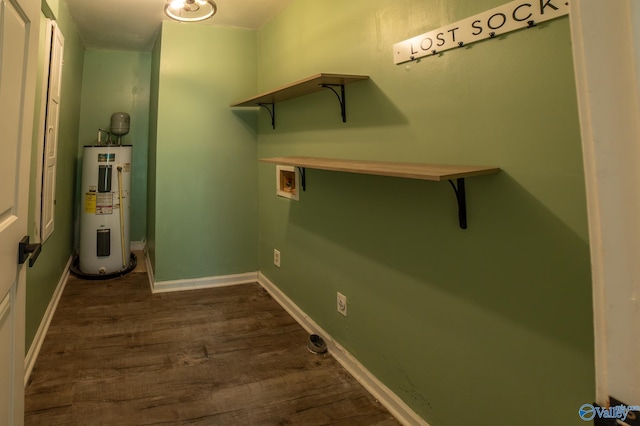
259 156 499 181
260 156 500 229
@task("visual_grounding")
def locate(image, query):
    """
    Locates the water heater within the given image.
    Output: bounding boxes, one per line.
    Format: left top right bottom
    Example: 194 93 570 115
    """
78 113 133 276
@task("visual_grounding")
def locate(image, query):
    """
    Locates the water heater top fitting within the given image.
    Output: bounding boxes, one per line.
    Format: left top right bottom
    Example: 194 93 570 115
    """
110 112 130 136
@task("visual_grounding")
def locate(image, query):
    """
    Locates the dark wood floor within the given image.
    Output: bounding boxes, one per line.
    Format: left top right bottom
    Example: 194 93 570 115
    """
24 268 400 425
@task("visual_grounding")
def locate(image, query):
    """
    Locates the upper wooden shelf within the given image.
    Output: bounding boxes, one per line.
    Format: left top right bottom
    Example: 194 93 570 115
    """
260 156 500 229
231 74 369 128
231 74 369 107
259 156 500 182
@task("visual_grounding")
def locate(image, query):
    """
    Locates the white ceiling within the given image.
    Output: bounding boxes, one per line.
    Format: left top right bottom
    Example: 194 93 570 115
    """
64 0 294 52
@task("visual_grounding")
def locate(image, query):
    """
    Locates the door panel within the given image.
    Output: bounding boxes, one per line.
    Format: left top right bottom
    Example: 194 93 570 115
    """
0 293 12 425
0 1 28 300
41 22 64 241
0 0 40 424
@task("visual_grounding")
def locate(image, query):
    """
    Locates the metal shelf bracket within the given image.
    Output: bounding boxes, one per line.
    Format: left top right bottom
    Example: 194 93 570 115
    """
258 102 275 129
290 169 469 227
448 178 467 229
320 84 347 122
297 167 306 191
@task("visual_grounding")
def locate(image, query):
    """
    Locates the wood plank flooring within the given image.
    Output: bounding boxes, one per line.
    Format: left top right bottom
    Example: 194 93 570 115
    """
24 267 400 425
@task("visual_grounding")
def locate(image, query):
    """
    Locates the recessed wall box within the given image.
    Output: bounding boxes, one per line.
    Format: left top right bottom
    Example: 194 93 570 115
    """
276 165 300 200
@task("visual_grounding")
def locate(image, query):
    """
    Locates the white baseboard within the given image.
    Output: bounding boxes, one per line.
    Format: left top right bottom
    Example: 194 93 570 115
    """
130 240 145 251
144 250 155 293
24 255 73 386
151 271 259 293
257 272 429 426
139 242 255 295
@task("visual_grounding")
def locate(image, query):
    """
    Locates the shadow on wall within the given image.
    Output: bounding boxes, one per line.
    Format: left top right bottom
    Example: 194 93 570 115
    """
230 108 259 136
235 79 408 133
284 169 593 355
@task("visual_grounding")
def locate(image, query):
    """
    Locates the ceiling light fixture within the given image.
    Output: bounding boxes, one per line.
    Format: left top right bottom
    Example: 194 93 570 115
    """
164 0 217 22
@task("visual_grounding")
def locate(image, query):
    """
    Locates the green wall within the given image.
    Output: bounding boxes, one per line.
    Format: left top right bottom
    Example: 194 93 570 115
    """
77 50 151 242
146 32 162 273
41 0 58 19
26 0 84 351
256 0 593 425
150 22 258 282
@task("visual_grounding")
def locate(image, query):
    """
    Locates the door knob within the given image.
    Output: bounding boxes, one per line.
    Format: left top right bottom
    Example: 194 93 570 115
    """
18 236 41 267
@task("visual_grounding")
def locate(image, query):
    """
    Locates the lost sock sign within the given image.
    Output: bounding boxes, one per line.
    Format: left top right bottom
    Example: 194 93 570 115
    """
393 0 569 64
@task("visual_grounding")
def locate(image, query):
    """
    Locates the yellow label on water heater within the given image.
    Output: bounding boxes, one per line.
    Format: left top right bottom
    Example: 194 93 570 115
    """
85 192 96 214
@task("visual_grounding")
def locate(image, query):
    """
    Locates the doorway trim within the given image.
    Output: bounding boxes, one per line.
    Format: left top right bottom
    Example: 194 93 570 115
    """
569 0 640 405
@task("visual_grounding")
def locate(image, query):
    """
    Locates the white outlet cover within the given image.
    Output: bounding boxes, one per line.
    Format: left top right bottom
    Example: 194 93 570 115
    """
337 292 347 316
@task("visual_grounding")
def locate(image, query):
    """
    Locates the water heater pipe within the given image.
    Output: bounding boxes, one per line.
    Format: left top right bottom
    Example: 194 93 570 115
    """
117 166 126 268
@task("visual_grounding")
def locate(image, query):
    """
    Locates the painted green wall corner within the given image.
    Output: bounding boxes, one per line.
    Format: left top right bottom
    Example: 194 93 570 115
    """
146 32 162 275
77 50 151 243
41 0 58 19
151 22 258 282
256 0 593 425
26 0 84 352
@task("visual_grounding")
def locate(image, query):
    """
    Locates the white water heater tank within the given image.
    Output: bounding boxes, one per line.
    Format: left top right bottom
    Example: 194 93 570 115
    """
79 145 132 275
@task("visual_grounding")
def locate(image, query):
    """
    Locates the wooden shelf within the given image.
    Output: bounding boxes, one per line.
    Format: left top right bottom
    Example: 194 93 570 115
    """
260 156 500 229
231 74 369 107
231 74 369 128
259 156 500 181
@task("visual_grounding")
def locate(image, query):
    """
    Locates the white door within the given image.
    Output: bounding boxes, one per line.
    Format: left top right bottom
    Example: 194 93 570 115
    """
41 21 64 242
0 0 41 424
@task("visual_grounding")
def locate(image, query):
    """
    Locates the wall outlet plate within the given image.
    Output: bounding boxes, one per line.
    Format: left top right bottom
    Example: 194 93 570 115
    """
337 292 347 316
274 249 280 267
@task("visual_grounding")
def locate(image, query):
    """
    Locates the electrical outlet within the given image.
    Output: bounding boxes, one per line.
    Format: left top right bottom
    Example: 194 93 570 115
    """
274 249 281 267
337 292 347 316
